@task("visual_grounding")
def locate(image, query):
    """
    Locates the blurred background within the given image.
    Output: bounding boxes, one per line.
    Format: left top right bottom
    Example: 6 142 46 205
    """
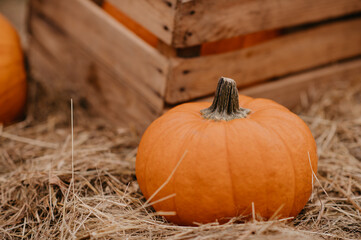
0 0 27 43
1 0 361 130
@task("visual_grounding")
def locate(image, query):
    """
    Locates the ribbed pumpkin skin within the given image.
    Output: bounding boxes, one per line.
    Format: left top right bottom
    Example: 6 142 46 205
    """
0 14 26 124
136 95 318 226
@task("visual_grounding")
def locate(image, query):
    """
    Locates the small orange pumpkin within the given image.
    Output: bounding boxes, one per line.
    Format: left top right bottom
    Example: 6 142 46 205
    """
0 14 27 124
136 77 317 226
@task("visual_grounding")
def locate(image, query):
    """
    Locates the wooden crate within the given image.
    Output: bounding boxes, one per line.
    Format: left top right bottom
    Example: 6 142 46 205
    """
27 0 361 131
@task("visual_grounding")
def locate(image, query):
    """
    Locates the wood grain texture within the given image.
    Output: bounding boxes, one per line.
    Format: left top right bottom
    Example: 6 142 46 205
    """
106 0 177 45
28 1 165 130
102 1 158 48
28 14 161 130
166 18 361 104
199 58 361 109
30 0 168 102
174 0 361 47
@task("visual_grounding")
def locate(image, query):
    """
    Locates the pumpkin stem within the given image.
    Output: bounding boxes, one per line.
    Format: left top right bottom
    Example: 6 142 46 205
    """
200 77 250 121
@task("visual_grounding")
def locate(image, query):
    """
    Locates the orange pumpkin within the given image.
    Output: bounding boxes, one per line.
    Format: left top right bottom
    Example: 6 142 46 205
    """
0 14 27 124
200 29 280 55
136 77 317 226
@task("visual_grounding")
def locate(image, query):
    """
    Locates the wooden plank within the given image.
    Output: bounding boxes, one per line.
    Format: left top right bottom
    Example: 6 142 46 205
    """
106 0 177 45
28 11 161 130
199 58 361 109
30 0 168 104
102 1 159 48
166 18 361 104
174 0 361 47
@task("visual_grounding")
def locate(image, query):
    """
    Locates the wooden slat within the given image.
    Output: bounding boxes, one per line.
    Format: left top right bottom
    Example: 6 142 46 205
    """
28 4 163 130
102 1 159 48
199 58 361 109
106 0 177 45
174 0 361 47
30 0 168 104
28 14 160 130
166 18 361 104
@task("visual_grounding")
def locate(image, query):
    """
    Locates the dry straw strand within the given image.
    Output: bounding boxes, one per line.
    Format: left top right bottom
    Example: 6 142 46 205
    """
0 78 360 239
